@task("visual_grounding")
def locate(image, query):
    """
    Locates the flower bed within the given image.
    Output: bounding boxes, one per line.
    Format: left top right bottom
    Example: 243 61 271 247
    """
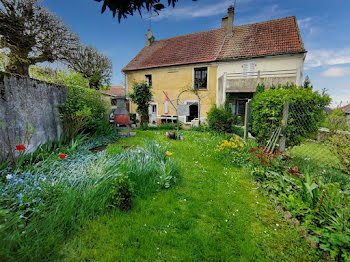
0 136 180 261
215 141 350 261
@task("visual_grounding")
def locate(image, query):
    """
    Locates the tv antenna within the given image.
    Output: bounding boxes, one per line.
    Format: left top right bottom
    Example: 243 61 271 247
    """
145 9 158 30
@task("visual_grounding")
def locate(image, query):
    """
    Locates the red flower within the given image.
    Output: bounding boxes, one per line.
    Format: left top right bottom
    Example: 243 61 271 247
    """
59 154 66 159
248 158 251 161
15 144 26 151
249 148 255 153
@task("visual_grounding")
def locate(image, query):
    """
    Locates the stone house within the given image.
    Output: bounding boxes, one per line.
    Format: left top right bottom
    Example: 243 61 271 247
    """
101 86 129 111
340 104 350 125
123 6 306 125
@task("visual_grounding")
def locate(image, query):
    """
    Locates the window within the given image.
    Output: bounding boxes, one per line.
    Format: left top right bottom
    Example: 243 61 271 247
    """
242 62 256 78
111 98 118 106
186 102 199 123
145 74 152 86
194 67 208 89
151 104 157 114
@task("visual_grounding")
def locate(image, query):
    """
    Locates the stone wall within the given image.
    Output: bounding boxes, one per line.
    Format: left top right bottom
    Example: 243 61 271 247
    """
0 72 68 152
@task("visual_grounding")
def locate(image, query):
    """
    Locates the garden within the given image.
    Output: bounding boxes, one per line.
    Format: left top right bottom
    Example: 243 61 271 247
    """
0 82 349 261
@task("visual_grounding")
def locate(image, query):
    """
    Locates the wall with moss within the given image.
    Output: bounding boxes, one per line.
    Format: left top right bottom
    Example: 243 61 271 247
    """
0 72 68 152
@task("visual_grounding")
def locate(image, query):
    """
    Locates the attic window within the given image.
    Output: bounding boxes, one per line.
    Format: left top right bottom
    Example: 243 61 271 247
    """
242 62 256 78
145 74 152 86
194 67 208 89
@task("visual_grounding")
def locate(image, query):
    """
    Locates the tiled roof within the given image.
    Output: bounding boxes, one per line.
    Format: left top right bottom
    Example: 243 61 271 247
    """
123 16 305 71
101 86 125 96
341 104 350 113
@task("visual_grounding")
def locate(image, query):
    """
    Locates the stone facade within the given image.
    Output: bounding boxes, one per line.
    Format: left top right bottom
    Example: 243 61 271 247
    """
0 72 68 152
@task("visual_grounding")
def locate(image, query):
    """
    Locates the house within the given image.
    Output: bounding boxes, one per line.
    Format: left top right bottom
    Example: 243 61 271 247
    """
340 104 350 125
123 6 306 125
101 86 129 111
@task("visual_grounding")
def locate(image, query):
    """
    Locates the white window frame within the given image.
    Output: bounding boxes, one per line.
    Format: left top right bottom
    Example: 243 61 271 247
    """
193 67 209 90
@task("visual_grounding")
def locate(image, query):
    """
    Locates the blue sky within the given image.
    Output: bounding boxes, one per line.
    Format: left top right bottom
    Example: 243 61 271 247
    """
42 0 350 107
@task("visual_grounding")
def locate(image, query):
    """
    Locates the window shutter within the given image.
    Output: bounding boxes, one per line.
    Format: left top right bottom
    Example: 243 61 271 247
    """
248 62 256 77
242 63 248 78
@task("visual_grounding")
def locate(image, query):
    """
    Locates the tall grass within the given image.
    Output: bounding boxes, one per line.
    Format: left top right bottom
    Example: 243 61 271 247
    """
0 140 179 261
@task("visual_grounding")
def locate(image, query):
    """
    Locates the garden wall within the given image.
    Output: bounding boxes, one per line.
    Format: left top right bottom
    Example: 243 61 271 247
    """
0 72 68 152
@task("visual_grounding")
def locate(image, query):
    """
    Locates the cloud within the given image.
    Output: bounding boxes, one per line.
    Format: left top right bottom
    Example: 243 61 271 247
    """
153 0 236 21
306 48 350 68
298 17 312 30
321 67 350 78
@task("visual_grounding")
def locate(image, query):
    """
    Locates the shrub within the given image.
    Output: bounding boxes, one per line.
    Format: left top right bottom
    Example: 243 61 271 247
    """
58 85 110 140
250 85 331 146
128 81 153 129
109 174 133 210
207 105 234 133
324 108 348 132
329 133 350 174
231 125 244 137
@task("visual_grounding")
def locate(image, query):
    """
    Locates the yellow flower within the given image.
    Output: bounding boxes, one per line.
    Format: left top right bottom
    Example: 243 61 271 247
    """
166 151 173 156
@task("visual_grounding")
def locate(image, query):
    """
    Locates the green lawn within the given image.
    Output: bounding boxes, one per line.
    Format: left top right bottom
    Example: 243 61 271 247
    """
62 131 323 261
289 141 339 167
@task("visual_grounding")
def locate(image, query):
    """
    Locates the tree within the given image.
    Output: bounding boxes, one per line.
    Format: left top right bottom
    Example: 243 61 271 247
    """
0 0 79 76
303 75 312 89
94 0 197 22
129 81 153 129
65 45 112 90
29 65 90 88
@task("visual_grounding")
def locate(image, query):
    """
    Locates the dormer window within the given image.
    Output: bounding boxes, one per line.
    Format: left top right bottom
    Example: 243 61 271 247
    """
194 67 208 89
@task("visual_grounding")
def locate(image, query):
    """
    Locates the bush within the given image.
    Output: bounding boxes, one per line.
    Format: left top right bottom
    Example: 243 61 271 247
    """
250 85 331 146
324 108 348 132
231 125 244 137
207 105 234 133
58 85 110 140
109 174 133 210
329 133 350 174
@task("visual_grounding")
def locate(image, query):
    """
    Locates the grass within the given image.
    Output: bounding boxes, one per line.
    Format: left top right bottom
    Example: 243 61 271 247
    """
289 141 339 167
62 131 323 261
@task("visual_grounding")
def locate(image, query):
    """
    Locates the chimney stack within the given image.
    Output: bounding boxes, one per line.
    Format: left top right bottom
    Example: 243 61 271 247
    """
222 6 234 34
146 29 155 46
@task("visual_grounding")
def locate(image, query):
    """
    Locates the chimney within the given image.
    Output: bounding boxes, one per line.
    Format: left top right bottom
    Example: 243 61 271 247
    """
146 29 155 46
222 5 234 34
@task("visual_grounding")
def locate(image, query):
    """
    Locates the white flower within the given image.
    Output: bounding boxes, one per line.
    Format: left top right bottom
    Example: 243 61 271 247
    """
274 228 277 231
6 174 12 180
225 219 228 222
164 231 167 234
276 224 279 227
236 209 239 212
184 199 187 201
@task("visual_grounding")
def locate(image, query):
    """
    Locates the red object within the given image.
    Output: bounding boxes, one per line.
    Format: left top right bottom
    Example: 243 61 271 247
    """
60 154 66 159
15 144 26 151
114 115 132 125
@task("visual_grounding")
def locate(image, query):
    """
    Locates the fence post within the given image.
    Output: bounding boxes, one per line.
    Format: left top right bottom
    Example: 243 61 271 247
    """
244 100 250 140
279 100 290 152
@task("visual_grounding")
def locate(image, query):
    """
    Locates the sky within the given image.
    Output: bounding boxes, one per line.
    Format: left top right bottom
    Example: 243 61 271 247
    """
42 0 350 107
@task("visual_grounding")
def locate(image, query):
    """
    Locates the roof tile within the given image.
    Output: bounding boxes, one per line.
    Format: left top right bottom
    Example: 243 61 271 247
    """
123 16 305 71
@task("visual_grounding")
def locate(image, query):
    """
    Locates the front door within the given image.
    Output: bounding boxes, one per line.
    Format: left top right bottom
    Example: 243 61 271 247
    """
148 103 158 124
